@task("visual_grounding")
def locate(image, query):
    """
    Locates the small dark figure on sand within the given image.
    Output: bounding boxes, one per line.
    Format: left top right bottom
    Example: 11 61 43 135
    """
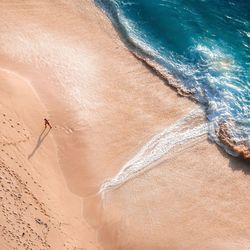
44 118 52 129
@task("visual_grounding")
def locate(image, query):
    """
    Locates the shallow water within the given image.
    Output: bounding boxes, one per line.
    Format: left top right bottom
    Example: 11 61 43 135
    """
100 107 207 192
95 0 250 154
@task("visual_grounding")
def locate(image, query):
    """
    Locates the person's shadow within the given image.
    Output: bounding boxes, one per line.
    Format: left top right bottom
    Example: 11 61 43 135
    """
28 127 51 159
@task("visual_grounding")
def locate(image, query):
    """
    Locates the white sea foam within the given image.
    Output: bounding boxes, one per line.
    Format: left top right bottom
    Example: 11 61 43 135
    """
100 108 208 193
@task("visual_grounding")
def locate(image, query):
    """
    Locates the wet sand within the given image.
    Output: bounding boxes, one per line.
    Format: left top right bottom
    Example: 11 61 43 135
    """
0 0 249 249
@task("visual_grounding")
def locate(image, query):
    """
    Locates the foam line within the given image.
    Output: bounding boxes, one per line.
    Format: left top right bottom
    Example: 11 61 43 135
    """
100 108 208 193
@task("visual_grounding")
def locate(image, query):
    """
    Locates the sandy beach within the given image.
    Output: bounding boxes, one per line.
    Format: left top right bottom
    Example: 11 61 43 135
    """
0 0 249 249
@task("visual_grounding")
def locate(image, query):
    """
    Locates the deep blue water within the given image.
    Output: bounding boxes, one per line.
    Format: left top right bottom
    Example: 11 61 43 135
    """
95 0 250 154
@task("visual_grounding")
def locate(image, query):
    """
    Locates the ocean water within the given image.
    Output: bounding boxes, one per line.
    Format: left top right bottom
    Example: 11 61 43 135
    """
95 0 250 155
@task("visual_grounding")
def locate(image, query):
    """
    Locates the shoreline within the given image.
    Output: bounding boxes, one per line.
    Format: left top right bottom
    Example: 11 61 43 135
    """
94 0 250 163
0 0 250 249
136 50 250 161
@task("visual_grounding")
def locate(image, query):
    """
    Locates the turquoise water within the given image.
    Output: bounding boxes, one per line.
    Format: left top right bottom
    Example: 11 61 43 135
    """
95 0 250 155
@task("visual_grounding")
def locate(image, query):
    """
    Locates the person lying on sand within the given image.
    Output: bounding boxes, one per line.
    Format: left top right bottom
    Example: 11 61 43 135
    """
44 118 52 129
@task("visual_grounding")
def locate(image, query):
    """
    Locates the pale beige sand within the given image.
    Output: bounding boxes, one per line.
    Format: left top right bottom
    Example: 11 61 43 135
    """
0 0 249 249
0 68 100 249
99 141 250 249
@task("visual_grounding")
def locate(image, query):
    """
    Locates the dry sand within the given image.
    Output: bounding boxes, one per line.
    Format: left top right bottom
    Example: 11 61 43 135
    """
0 0 249 249
0 68 99 249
